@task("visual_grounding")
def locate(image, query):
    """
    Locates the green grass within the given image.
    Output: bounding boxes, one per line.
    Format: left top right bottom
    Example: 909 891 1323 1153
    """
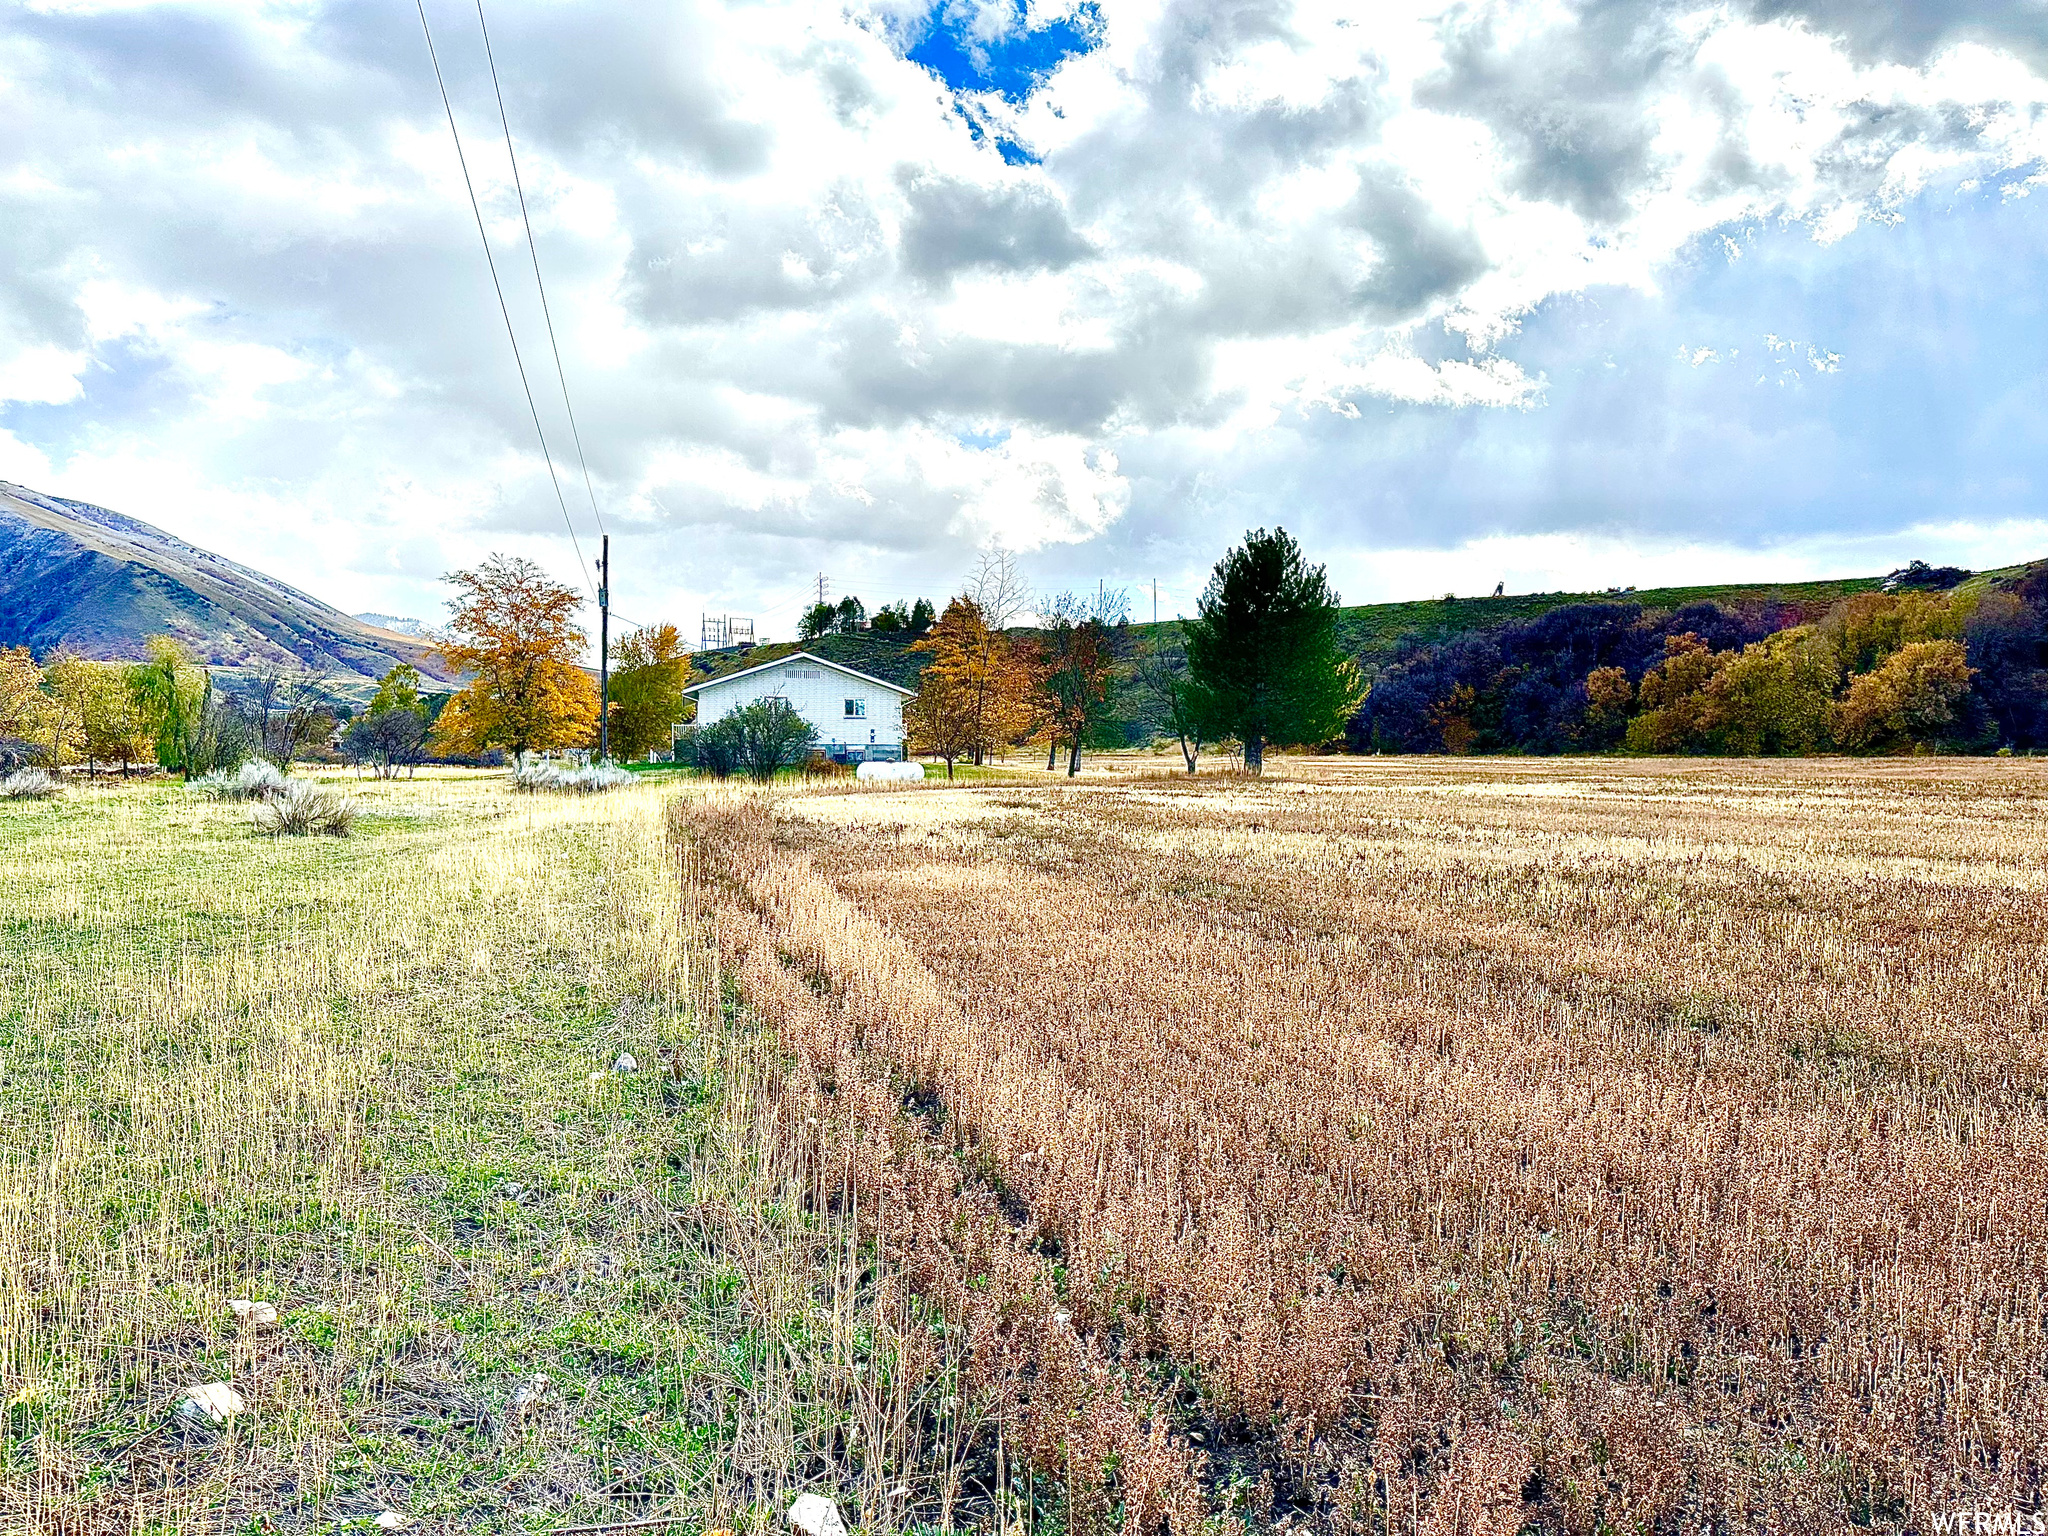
0 771 946 1534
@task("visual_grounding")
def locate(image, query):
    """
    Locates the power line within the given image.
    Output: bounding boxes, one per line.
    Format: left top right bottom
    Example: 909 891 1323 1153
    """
472 0 606 540
412 0 595 603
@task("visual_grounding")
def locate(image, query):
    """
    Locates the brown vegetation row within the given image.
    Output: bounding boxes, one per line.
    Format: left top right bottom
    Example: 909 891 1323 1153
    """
678 760 2048 1533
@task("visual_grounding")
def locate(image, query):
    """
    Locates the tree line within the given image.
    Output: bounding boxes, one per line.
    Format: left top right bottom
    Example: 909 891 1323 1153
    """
0 638 345 777
425 540 2048 767
1354 569 2048 756
905 530 1363 776
0 554 700 777
13 537 2038 781
901 536 2048 770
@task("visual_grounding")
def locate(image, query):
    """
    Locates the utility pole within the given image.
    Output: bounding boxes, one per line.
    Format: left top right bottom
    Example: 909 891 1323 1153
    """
815 572 829 608
598 534 610 763
1153 579 1158 625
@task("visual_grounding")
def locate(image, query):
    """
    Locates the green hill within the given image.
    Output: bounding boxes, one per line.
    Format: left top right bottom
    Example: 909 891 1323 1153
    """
1128 572 1899 665
690 630 924 688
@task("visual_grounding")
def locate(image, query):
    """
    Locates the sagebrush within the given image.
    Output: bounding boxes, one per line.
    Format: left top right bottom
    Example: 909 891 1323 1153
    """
510 758 631 794
250 778 357 836
187 758 289 801
0 768 59 799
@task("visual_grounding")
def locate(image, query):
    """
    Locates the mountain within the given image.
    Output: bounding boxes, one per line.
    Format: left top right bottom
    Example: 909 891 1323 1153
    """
354 611 437 640
0 480 451 683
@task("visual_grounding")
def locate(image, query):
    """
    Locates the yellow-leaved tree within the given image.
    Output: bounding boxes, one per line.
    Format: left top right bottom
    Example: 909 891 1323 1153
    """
1834 640 1978 751
48 656 151 773
431 555 598 761
907 597 1031 769
1 646 70 766
607 623 693 761
903 654 980 778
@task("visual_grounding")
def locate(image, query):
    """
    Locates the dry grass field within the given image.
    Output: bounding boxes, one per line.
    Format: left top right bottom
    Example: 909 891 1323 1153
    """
680 757 2048 1536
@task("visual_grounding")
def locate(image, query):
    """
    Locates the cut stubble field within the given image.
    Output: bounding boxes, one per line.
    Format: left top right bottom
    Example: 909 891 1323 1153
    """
7 758 2045 1535
682 756 2048 1534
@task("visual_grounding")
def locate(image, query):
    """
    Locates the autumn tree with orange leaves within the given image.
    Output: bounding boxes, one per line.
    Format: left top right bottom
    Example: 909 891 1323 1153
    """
906 597 1030 769
431 555 598 761
1030 589 1127 775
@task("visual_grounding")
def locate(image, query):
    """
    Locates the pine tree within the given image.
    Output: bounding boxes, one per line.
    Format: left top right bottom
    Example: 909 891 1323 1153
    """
1183 528 1363 773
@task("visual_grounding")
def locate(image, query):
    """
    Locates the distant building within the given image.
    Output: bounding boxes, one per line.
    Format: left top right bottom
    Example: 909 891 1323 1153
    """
682 650 912 763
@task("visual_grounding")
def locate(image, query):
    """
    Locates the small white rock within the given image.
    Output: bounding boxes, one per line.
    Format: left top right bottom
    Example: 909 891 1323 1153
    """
787 1493 850 1536
506 1372 548 1420
228 1299 277 1326
614 1053 637 1073
374 1513 409 1531
178 1382 246 1424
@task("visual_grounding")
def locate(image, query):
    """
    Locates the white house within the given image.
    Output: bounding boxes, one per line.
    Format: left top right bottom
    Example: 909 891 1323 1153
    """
683 651 914 762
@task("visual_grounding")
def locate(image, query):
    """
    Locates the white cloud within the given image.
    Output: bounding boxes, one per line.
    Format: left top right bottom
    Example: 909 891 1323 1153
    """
0 344 85 404
0 0 2043 628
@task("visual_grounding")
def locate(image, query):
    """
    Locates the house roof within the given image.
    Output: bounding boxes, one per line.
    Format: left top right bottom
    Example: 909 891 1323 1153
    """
682 649 915 698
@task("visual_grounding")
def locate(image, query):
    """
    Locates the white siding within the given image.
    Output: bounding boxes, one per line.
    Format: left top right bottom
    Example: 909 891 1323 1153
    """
693 657 906 750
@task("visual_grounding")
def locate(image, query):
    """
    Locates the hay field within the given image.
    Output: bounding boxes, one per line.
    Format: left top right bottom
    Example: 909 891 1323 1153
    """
0 772 960 1533
681 757 2048 1535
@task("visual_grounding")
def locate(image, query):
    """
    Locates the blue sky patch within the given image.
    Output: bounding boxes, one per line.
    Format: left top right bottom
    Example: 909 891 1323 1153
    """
944 98 1040 165
906 0 1104 105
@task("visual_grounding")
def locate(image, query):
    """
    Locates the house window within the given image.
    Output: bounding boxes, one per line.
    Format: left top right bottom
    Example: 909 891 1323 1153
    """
844 698 865 718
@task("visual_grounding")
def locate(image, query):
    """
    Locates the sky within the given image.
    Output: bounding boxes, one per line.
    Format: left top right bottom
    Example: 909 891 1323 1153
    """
2 0 2046 644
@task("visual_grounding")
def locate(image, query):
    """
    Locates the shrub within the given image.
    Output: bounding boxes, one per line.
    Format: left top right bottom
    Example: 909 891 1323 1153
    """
250 780 358 837
188 759 290 802
341 707 427 778
509 759 631 794
1 769 60 800
675 721 740 778
728 698 819 781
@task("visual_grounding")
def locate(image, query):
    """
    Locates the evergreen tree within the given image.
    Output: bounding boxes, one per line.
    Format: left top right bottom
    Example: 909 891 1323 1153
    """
1183 528 1363 773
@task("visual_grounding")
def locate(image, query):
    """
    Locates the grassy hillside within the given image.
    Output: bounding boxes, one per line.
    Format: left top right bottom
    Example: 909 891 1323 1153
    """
0 480 452 683
691 630 924 688
704 570 1949 689
1128 571 1896 664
